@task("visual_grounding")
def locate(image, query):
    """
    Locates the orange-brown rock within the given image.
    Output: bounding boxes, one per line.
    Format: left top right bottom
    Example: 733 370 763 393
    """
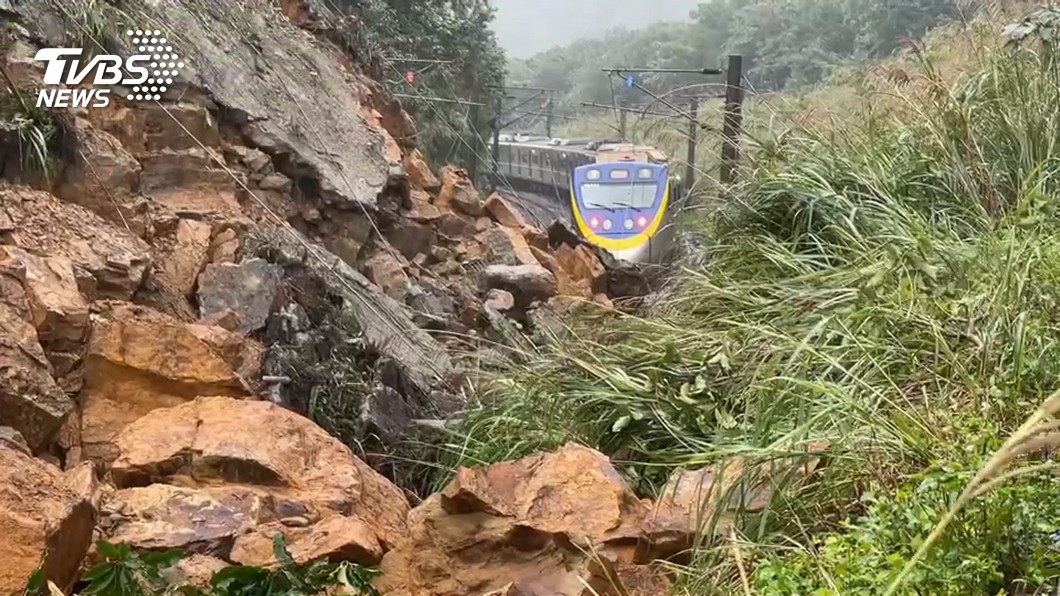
405 189 444 223
528 246 583 299
554 244 606 297
404 150 440 191
154 218 213 302
6 248 89 354
0 186 150 300
186 323 264 387
165 554 227 589
79 302 249 462
109 397 410 552
0 447 97 596
0 250 74 451
483 227 538 267
230 516 383 567
376 444 668 596
643 445 828 560
437 166 482 216
484 193 527 229
363 251 409 300
521 225 549 251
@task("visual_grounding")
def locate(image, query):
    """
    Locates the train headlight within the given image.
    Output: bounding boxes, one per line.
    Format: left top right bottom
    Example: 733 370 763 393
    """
587 169 601 180
602 218 613 231
624 218 634 230
589 216 600 229
637 216 648 228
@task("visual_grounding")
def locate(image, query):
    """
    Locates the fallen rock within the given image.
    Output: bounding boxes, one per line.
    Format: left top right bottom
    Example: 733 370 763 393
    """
405 189 444 223
484 193 527 228
6 248 89 355
554 244 606 297
521 225 549 251
483 289 515 313
362 251 408 300
258 172 292 192
79 302 248 462
103 483 264 556
230 516 383 567
0 426 29 455
163 554 227 589
437 166 483 216
153 218 213 302
0 186 150 300
481 265 557 305
644 445 829 560
385 220 435 261
437 213 479 239
196 259 283 334
0 447 96 595
484 226 538 267
404 150 440 191
110 397 410 552
197 308 242 332
0 251 74 451
376 444 660 596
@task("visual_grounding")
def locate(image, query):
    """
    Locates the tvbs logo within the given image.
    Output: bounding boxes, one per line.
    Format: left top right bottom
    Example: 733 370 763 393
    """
33 28 184 108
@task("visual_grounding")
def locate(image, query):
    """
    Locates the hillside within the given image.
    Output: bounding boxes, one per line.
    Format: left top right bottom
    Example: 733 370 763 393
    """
2 0 1060 595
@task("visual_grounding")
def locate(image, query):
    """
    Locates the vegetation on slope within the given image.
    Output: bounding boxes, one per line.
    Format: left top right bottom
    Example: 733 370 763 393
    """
440 6 1060 594
331 0 505 168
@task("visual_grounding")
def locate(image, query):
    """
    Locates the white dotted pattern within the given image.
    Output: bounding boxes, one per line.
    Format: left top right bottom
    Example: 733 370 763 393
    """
125 28 180 101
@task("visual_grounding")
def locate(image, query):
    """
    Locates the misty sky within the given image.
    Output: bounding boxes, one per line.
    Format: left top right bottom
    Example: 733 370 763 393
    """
490 0 701 58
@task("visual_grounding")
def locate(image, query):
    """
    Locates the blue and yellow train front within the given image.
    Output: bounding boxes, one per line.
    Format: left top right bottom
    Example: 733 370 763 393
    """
570 162 675 263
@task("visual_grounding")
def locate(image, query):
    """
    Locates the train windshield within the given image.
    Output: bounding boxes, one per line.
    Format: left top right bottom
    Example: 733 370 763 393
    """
579 182 658 210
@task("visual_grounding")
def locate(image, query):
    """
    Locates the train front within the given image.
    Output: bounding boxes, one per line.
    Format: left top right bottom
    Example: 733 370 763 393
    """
570 162 673 263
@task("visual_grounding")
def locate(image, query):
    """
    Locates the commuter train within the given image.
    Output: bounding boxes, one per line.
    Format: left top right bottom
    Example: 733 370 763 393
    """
493 136 684 263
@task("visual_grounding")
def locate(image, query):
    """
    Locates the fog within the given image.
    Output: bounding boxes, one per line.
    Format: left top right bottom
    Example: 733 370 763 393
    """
490 0 701 58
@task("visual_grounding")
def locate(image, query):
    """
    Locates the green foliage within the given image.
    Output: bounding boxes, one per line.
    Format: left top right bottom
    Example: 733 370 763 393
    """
82 542 183 596
330 0 505 169
78 538 379 596
0 64 62 181
754 462 1060 595
444 8 1060 594
511 0 972 111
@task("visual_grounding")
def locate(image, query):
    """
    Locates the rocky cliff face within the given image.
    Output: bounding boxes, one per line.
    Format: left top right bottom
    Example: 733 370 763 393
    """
0 0 690 593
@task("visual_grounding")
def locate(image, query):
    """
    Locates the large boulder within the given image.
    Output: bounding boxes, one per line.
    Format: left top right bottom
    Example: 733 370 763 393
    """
375 443 667 596
483 226 538 267
0 447 97 596
5 248 90 365
0 186 150 300
437 166 482 216
79 302 250 462
481 265 557 306
105 397 410 560
0 250 74 451
196 258 283 334
484 193 527 229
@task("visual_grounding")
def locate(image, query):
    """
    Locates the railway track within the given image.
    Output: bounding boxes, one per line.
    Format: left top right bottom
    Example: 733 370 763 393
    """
495 188 572 229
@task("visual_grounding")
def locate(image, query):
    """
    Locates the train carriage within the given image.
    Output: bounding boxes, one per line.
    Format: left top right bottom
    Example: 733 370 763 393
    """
493 137 684 263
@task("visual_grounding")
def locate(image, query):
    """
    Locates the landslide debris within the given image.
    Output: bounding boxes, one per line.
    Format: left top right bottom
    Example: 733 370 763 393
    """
0 0 667 592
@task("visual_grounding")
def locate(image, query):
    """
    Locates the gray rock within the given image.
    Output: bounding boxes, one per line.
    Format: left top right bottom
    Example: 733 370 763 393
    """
481 264 557 305
385 221 435 260
196 258 283 334
0 426 30 456
258 173 292 192
359 384 413 446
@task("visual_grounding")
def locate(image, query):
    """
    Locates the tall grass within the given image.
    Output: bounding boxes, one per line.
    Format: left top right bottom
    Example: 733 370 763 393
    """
439 7 1060 595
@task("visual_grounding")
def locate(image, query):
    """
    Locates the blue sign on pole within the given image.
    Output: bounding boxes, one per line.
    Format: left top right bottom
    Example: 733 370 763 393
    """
624 74 635 88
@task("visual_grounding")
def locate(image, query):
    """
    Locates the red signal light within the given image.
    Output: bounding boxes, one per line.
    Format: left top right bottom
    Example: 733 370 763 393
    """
637 216 648 228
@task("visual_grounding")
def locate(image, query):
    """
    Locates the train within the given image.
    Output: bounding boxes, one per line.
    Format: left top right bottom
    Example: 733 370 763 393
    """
493 135 684 263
